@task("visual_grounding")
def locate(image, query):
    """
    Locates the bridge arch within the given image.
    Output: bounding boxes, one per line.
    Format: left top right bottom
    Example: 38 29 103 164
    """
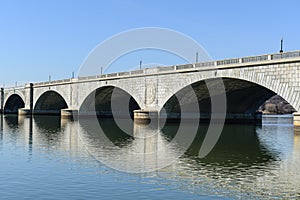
162 76 294 120
34 90 68 115
4 90 25 106
4 94 25 114
225 71 298 112
79 85 141 117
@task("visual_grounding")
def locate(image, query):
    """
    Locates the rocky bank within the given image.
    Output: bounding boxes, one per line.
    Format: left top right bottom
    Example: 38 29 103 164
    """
258 95 296 114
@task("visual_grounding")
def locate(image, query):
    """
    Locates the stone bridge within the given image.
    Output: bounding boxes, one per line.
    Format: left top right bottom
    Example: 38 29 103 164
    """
1 51 300 126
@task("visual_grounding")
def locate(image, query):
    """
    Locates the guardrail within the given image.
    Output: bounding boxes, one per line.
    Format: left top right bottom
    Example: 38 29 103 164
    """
176 64 194 70
130 69 143 75
242 55 269 63
118 72 130 76
4 50 300 89
158 66 175 72
4 85 25 90
33 78 72 86
195 61 215 68
217 58 240 66
272 51 300 60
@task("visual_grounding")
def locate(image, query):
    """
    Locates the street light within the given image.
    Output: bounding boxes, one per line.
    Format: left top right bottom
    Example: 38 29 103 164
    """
280 38 284 53
139 60 142 70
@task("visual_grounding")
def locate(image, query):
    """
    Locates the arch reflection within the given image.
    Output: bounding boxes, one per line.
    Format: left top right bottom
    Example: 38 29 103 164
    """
77 118 279 173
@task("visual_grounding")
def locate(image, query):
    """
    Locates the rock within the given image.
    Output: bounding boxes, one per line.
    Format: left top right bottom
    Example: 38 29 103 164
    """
258 95 296 114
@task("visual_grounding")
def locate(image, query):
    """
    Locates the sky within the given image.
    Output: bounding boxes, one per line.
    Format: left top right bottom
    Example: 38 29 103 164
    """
0 0 300 86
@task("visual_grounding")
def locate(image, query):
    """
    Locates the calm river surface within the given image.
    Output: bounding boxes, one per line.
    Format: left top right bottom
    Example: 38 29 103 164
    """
0 115 299 199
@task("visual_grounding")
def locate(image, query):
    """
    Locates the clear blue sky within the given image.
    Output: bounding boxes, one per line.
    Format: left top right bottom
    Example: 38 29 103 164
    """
1 0 299 86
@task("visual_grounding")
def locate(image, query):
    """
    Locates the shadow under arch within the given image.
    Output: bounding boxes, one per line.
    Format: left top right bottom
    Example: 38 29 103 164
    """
79 86 141 118
162 77 292 123
79 86 141 145
4 94 25 114
34 90 68 115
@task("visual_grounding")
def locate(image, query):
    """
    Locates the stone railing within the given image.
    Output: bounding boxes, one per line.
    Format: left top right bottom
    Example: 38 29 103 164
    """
4 85 25 91
241 55 269 63
5 50 300 88
272 51 300 60
33 78 72 87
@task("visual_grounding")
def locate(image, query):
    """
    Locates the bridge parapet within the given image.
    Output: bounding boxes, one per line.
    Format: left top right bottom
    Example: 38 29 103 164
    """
217 58 240 65
272 51 300 60
33 78 73 87
242 55 269 63
71 50 300 83
2 50 300 90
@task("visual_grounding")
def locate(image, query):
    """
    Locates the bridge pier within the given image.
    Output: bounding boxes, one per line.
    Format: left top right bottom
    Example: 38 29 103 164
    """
293 112 300 134
134 110 159 124
61 109 78 120
18 108 32 116
17 83 33 116
293 112 300 126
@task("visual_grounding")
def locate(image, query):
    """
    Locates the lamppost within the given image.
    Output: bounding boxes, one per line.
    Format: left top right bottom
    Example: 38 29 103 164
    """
280 38 284 53
139 60 142 70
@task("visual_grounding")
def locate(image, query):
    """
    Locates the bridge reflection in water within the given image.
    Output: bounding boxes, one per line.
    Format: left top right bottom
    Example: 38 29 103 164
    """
1 115 300 198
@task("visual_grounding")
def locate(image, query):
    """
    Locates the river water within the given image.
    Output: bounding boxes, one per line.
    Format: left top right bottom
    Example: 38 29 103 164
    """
0 115 299 199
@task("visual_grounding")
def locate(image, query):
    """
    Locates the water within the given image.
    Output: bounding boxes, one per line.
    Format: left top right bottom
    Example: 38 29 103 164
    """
0 115 300 199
